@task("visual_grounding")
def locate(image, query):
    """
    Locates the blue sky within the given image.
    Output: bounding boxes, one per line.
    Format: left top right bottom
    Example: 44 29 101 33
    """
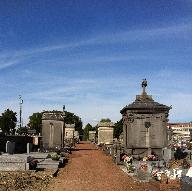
0 0 192 126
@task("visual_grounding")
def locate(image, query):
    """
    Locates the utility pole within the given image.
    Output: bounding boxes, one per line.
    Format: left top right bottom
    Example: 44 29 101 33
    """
19 95 23 128
62 105 66 148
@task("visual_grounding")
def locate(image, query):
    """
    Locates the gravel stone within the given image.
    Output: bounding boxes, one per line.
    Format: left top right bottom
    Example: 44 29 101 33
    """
45 142 161 191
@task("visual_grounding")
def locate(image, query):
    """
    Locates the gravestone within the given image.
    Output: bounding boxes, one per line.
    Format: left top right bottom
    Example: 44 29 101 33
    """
6 141 15 154
162 148 172 162
27 143 32 154
116 148 121 164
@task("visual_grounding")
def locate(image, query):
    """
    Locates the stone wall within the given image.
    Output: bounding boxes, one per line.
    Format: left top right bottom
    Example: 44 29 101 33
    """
123 112 168 149
0 135 33 153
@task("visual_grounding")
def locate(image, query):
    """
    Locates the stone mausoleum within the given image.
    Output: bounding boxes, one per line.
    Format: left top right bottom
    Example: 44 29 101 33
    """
120 79 171 156
64 124 75 139
98 122 114 145
42 111 65 148
89 131 96 142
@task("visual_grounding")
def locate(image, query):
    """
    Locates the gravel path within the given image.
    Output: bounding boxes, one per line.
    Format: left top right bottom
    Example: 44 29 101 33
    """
46 142 160 191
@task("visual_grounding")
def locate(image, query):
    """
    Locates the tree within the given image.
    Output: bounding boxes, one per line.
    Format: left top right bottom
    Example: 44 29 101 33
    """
100 118 111 123
65 111 83 139
114 119 123 139
27 110 83 138
83 123 93 141
0 109 17 135
16 126 28 135
114 120 123 139
28 112 42 134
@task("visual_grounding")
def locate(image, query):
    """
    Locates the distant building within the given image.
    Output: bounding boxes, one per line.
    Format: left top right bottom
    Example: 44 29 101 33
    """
167 122 192 140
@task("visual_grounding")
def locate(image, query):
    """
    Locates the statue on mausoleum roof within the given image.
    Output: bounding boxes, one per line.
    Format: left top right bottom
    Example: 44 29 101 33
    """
141 78 147 94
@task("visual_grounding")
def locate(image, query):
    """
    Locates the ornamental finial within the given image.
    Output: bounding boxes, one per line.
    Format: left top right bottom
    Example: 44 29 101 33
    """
141 79 147 94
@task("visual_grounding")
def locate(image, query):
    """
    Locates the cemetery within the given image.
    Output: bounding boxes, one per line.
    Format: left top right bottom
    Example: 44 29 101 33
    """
0 80 192 191
0 109 75 190
94 80 192 191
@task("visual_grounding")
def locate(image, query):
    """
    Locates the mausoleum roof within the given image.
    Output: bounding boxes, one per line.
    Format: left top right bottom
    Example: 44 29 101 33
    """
97 122 114 127
42 111 65 121
120 80 171 114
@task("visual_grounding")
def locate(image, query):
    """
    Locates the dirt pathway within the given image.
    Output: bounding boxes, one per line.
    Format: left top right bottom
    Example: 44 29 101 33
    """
46 142 159 191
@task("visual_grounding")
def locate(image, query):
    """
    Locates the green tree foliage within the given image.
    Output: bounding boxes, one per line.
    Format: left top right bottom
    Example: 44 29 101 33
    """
0 109 17 135
28 112 42 134
16 126 28 135
83 123 94 141
27 110 83 137
65 111 83 138
114 119 123 139
100 118 111 122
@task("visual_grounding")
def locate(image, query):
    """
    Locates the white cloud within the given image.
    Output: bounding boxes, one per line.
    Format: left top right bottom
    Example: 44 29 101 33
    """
0 21 191 70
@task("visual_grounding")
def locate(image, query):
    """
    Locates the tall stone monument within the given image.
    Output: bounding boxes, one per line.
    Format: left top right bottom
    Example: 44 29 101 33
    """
120 79 171 156
42 111 65 149
98 122 114 145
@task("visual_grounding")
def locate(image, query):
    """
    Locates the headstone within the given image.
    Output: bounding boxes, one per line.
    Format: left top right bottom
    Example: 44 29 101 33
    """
6 141 15 154
27 143 32 154
116 149 121 164
162 148 172 162
137 162 152 180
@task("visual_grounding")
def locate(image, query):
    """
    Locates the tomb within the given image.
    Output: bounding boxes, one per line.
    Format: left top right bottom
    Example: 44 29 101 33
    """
64 124 75 139
98 122 114 145
120 79 171 157
42 111 65 149
89 131 96 142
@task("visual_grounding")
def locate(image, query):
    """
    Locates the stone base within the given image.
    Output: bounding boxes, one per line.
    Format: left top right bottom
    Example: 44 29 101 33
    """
124 148 163 158
0 154 30 171
37 159 62 169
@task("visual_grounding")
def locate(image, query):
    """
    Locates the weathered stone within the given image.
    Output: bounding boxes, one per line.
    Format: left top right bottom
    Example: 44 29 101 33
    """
6 141 15 154
42 111 65 148
64 124 75 139
98 122 114 145
89 131 96 142
120 80 171 157
27 143 32 154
